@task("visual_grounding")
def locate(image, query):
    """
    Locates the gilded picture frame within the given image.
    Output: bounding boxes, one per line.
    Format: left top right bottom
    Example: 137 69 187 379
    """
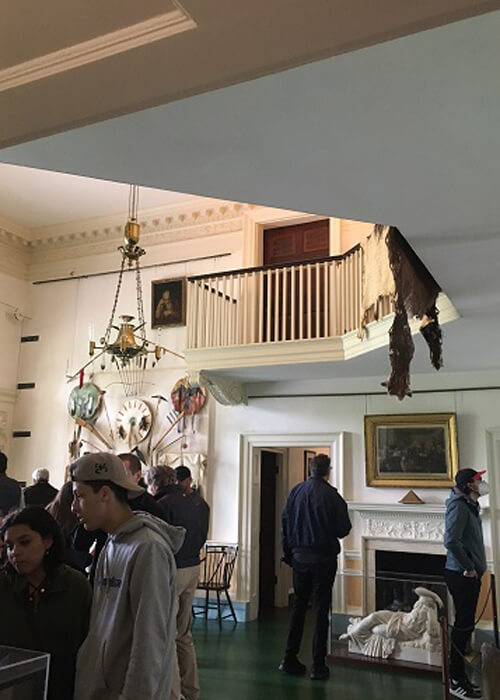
364 413 458 487
151 277 187 328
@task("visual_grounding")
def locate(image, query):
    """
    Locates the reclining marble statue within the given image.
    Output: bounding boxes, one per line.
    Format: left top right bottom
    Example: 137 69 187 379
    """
340 587 444 665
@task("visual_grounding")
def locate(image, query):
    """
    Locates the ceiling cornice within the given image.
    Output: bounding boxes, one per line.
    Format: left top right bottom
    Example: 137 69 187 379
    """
28 199 251 250
0 197 255 280
0 4 197 93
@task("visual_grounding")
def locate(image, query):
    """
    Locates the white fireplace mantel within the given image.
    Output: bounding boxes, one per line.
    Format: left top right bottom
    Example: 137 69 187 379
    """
348 501 446 542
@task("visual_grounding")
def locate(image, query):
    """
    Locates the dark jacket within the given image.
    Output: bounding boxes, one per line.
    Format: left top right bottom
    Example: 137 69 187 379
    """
0 473 21 516
0 563 92 700
73 489 166 584
444 488 487 577
281 476 351 563
24 480 58 507
158 489 210 568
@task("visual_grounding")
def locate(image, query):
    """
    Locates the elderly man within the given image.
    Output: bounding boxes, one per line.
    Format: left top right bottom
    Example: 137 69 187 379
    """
147 465 210 700
24 468 58 507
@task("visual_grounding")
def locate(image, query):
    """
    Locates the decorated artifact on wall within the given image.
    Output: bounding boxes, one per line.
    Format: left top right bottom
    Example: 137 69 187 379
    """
68 382 103 423
171 376 207 433
116 399 152 449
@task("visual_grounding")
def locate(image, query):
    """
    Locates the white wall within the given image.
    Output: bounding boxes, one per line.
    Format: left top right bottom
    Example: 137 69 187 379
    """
0 271 30 456
9 230 243 486
0 271 30 391
209 385 500 569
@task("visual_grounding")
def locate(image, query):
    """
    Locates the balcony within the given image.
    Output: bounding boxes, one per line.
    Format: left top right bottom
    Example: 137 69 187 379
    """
185 246 457 376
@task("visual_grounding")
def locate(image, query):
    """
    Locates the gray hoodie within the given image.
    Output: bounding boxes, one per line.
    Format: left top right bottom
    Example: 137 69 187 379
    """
444 489 487 577
74 512 185 700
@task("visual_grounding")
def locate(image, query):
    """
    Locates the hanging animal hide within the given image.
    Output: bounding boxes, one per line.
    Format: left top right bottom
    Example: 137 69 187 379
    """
384 226 442 399
360 227 396 332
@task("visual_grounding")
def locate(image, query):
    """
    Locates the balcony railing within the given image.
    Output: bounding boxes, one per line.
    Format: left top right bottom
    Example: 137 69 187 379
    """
186 246 392 350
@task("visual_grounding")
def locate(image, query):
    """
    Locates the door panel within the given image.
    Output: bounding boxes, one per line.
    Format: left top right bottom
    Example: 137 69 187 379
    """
263 221 330 341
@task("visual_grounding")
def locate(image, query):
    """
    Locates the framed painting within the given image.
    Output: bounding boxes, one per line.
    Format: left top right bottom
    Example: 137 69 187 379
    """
364 413 458 487
151 277 186 328
303 450 316 480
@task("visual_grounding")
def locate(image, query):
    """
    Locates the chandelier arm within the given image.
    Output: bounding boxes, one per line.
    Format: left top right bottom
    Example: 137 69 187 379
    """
66 348 106 382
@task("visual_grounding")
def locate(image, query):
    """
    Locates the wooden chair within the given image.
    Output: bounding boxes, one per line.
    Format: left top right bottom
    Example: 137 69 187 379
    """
194 544 238 628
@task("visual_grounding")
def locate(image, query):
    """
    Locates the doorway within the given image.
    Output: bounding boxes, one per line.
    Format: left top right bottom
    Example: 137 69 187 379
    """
259 450 279 613
257 445 332 616
238 432 344 621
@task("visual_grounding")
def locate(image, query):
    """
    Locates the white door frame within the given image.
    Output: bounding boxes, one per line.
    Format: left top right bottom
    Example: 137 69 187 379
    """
237 432 344 621
486 428 500 600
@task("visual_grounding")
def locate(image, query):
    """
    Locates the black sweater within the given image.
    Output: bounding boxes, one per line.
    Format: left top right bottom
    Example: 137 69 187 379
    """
281 476 351 563
158 490 210 568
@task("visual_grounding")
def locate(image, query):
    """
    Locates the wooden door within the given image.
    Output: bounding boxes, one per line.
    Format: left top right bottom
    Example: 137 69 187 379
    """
259 450 278 613
263 220 330 340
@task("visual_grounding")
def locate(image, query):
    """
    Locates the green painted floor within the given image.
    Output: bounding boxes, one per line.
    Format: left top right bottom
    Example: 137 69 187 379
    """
193 609 444 700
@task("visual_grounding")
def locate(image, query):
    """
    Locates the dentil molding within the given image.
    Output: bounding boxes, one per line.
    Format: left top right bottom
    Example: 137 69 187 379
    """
0 199 255 280
29 201 250 250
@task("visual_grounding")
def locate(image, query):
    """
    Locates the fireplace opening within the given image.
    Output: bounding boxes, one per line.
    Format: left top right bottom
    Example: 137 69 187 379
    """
375 550 448 616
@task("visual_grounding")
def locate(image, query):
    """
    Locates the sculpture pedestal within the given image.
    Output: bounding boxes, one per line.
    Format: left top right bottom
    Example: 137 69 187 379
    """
329 640 441 676
348 639 442 667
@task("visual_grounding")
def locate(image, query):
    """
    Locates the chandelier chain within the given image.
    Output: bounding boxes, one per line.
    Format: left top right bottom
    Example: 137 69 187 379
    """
135 259 146 343
104 255 126 343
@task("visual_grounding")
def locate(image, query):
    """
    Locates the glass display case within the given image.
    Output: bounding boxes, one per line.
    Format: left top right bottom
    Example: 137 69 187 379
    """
0 646 49 700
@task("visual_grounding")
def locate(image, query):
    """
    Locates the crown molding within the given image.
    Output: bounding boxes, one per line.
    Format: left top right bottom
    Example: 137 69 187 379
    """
0 4 197 93
28 200 251 251
0 216 33 245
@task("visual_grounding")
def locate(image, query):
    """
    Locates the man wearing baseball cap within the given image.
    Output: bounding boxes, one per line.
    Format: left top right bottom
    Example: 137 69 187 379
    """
444 468 489 699
70 452 185 700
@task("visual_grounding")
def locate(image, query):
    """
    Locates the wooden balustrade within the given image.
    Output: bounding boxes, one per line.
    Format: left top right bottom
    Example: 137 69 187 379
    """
186 247 387 349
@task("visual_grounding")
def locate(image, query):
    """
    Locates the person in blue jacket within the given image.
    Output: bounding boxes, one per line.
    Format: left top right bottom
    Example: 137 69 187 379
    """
280 453 351 681
444 468 489 700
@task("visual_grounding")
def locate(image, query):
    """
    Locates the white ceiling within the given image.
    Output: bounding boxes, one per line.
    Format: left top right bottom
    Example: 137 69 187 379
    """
1 12 500 379
0 164 195 230
3 1 494 148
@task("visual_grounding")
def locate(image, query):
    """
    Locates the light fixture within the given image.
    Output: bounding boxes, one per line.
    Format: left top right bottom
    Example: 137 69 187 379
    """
68 184 183 396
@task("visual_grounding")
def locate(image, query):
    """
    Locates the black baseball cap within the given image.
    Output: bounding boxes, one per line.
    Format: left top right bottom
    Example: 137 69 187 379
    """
455 468 486 490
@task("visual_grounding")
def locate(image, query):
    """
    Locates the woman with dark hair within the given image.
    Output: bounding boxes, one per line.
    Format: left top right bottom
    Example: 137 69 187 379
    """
0 506 92 700
47 481 91 572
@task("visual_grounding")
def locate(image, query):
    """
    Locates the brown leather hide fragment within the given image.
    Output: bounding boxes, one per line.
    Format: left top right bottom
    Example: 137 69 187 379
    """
384 226 442 400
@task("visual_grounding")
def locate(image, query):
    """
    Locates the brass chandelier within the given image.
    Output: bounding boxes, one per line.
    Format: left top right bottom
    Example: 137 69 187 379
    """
69 185 183 396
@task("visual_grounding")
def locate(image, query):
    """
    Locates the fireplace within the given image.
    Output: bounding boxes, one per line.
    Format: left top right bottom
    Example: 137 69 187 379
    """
347 502 448 615
375 549 448 617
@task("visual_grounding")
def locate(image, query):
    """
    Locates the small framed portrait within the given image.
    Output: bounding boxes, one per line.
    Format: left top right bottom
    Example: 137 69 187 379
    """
364 413 458 487
303 450 317 480
151 278 186 328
